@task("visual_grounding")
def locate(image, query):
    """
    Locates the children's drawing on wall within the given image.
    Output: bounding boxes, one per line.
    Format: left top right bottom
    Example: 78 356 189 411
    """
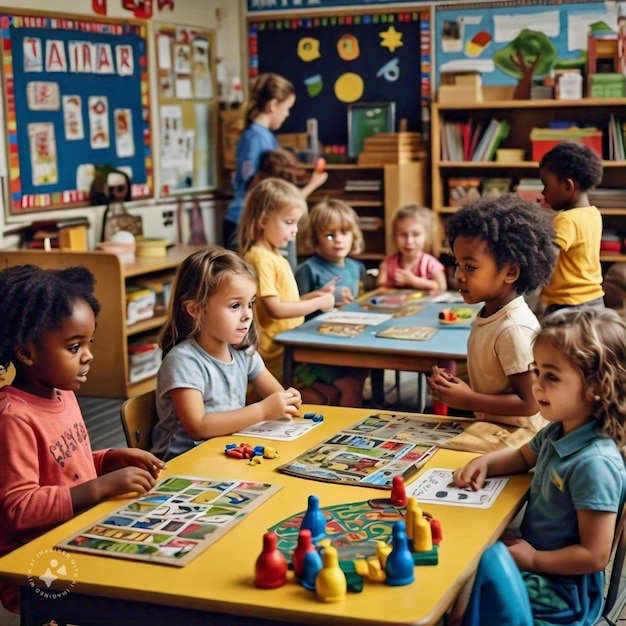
26 81 60 110
88 96 110 148
160 104 194 189
435 0 619 98
114 108 135 158
62 95 85 140
28 122 58 185
192 38 212 99
174 43 191 75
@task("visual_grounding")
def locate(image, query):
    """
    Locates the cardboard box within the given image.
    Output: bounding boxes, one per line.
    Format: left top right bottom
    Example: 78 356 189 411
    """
438 84 483 104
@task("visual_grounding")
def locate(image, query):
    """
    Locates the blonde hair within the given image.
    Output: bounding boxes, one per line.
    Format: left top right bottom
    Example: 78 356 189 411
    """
160 247 259 356
392 204 436 254
244 73 295 128
299 198 364 256
535 308 626 447
238 177 308 256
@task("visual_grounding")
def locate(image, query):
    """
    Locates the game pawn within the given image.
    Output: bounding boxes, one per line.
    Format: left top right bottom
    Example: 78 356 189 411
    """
255 531 287 589
315 545 347 603
301 495 326 543
292 529 317 579
404 497 420 541
385 521 415 586
390 475 407 507
413 509 433 553
301 548 323 591
430 518 443 545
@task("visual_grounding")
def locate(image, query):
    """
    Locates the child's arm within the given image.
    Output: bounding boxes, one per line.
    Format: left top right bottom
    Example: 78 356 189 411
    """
453 443 536 490
376 259 389 287
428 369 539 423
505 510 617 576
393 268 446 291
101 449 165 476
250 368 302 412
262 292 334 320
168 384 300 440
299 170 328 198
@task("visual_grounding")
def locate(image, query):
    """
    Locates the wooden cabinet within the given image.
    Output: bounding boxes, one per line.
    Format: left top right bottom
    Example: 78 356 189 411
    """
0 246 203 398
431 97 626 261
303 162 427 264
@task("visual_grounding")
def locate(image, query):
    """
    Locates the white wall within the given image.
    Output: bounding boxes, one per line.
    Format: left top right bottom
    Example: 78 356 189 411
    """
0 0 245 249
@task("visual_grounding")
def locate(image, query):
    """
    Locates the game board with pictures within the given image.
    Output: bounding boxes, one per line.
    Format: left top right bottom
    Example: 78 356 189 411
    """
278 413 467 489
56 476 281 566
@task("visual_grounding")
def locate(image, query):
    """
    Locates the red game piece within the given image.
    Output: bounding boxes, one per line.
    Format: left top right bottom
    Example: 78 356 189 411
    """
292 528 316 578
315 157 326 173
430 518 443 545
255 531 287 589
433 401 448 416
391 475 407 507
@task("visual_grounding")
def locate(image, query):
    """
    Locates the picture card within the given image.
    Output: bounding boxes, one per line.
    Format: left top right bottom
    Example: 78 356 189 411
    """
235 418 321 441
316 310 392 326
376 326 437 341
317 322 366 338
406 468 509 509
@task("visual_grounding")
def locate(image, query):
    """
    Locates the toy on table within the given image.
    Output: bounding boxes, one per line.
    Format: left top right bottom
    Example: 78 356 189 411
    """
438 306 476 325
255 531 288 589
225 443 278 462
385 521 415 586
391 475 407 507
315 157 326 173
316 545 347 602
293 529 317 579
303 412 324 422
301 495 326 542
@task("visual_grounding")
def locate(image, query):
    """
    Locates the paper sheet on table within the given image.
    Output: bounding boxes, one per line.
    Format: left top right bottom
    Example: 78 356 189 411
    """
235 418 321 441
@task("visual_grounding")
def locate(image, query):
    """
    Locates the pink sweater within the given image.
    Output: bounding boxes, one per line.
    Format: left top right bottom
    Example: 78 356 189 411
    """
381 252 444 288
0 386 107 611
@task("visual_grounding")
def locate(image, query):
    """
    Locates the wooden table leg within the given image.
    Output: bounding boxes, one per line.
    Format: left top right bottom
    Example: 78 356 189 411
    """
370 369 386 405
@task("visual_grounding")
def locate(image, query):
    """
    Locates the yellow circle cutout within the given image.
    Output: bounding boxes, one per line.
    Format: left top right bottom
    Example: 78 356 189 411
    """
334 72 364 103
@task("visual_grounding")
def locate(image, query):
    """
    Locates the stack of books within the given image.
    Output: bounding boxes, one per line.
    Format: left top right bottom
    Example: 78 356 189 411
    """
128 341 163 384
440 119 510 163
357 132 427 166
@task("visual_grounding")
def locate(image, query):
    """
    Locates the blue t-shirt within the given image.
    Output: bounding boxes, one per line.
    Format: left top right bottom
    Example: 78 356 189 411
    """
295 254 366 319
152 339 264 461
224 122 279 225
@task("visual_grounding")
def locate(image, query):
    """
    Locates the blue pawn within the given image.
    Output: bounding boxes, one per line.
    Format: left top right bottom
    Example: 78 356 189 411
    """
385 521 415 586
300 548 323 591
301 495 326 543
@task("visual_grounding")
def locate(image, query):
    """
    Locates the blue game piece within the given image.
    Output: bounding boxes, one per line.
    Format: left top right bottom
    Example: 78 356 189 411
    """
303 412 316 419
300 548 323 591
300 495 326 543
385 521 415 586
253 445 265 457
303 412 324 422
225 443 237 451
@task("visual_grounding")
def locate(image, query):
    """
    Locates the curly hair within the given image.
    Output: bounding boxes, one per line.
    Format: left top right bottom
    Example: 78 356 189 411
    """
392 204 437 254
238 177 307 256
298 197 364 256
0 265 101 371
539 141 603 191
160 247 260 356
248 149 310 190
535 308 626 447
244 73 295 128
446 194 557 294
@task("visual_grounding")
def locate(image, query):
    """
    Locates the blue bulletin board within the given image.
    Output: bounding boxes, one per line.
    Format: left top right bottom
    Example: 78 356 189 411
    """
248 11 423 150
1 13 152 214
434 0 619 89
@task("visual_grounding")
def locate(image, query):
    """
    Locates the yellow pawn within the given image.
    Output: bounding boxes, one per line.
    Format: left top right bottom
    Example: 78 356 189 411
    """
315 545 347 602
413 509 433 552
376 540 392 568
404 497 421 540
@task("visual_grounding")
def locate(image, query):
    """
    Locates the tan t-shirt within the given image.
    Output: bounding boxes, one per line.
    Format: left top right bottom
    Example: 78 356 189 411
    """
468 296 545 430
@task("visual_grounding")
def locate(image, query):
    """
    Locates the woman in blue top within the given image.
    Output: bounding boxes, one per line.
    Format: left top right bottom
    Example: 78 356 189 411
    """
223 73 326 250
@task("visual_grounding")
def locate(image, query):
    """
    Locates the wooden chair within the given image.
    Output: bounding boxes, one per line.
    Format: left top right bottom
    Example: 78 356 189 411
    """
119 389 157 450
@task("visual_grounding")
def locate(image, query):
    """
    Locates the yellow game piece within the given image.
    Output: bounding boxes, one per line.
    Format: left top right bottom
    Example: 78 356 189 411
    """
413 509 433 552
315 545 347 602
405 497 420 540
317 538 331 552
353 559 370 577
248 456 262 466
365 556 386 582
376 541 392 569
263 446 279 459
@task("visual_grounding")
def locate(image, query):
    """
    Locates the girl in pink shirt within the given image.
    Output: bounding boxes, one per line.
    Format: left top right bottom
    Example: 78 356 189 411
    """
0 265 165 613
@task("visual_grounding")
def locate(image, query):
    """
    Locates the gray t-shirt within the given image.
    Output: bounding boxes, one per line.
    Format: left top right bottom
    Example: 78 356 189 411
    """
151 338 264 460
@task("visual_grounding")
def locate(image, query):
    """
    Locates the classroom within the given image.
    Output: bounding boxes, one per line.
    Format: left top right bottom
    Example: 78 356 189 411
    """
1 0 626 624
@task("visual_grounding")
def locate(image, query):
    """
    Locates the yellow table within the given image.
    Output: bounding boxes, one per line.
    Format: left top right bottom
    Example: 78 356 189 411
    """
0 406 530 626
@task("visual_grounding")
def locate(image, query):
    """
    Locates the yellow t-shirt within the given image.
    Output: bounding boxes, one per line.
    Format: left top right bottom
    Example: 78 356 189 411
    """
244 245 304 381
541 206 604 306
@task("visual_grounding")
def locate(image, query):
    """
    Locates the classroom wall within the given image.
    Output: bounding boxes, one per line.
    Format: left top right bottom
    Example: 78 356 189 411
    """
0 0 245 249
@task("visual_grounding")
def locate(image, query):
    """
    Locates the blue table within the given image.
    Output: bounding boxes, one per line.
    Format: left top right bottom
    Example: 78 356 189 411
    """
275 298 474 403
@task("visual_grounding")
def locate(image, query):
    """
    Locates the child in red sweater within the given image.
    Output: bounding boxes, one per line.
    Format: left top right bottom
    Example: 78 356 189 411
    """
0 265 165 613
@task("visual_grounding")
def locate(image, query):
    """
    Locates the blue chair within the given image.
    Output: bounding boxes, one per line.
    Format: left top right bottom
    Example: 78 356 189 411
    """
462 541 533 626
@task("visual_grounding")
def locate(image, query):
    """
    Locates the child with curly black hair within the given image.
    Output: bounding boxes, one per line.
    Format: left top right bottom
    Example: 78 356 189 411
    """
428 194 557 429
539 141 605 315
0 265 165 614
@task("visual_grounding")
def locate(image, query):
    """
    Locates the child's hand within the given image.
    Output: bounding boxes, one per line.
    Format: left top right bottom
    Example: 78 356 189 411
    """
318 292 335 312
286 386 302 411
309 170 328 191
319 276 341 294
262 390 301 420
393 268 416 287
335 286 354 307
97 467 158 499
427 366 472 408
503 537 536 571
453 458 488 491
102 448 166 479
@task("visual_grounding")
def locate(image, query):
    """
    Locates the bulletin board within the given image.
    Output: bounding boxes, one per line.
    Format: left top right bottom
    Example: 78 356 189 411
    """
154 25 218 196
433 0 617 89
247 11 422 149
0 12 152 214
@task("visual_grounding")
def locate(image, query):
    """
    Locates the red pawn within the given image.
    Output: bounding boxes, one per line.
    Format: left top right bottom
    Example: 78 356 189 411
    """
292 528 316 579
390 475 407 507
255 531 287 588
430 518 443 545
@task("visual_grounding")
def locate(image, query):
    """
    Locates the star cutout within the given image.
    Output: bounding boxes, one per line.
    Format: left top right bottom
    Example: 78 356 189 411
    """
379 25 403 53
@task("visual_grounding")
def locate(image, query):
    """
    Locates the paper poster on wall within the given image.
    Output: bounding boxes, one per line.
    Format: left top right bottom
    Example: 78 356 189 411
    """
28 122 58 186
114 108 135 157
23 36 43 71
88 96 110 148
160 104 183 186
192 38 212 99
157 33 172 69
62 95 84 140
174 44 191 74
175 78 192 99
27 82 60 110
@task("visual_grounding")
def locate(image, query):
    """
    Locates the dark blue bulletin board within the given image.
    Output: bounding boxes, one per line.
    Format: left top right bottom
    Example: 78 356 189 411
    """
248 12 421 150
1 13 152 213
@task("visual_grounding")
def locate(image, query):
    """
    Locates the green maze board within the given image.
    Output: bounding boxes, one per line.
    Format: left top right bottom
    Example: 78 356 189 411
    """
57 476 281 566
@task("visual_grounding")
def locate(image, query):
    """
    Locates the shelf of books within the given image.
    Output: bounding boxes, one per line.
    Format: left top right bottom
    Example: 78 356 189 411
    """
431 98 626 262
